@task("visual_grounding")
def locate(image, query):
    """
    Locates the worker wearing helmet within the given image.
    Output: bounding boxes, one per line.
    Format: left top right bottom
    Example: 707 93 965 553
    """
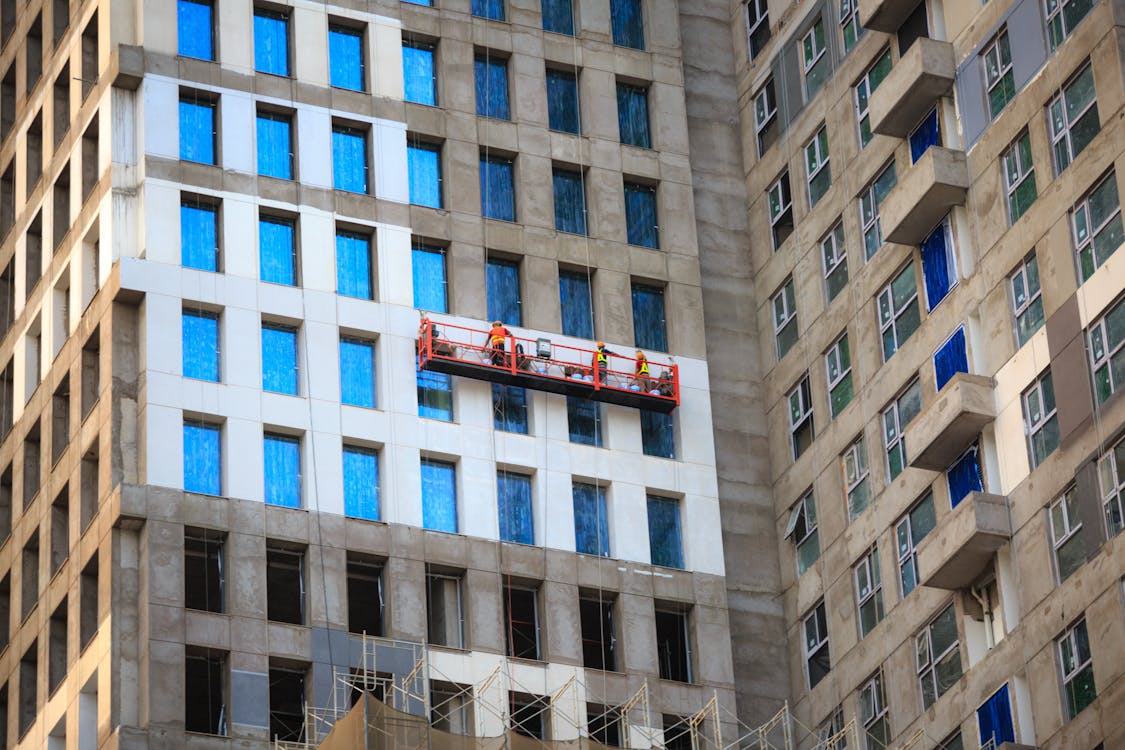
593 341 615 383
488 320 510 366
633 350 652 391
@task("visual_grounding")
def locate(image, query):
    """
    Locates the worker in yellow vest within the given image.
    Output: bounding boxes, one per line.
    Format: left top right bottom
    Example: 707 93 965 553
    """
633 350 652 391
593 341 615 383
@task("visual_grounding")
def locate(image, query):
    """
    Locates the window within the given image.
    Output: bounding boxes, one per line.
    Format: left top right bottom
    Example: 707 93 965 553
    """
1091 297 1125 404
265 544 304 624
802 600 830 688
1003 131 1037 223
745 0 770 59
785 491 819 575
788 375 814 460
860 163 896 259
855 49 892 147
817 707 845 747
264 433 301 508
854 547 883 637
336 230 373 300
473 0 505 21
640 409 674 459
947 445 983 508
346 555 384 635
542 0 574 35
403 40 436 105
422 458 457 532
498 472 534 545
413 245 448 313
610 0 643 49
567 397 602 446
185 651 226 735
753 79 777 156
261 323 298 394
859 671 890 749
801 19 828 99
579 594 615 670
181 198 219 271
254 216 297 287
1010 253 1043 347
475 55 510 120
487 257 521 325
1049 487 1086 582
573 483 610 557
625 182 658 248
983 30 1014 120
1057 618 1096 719
909 107 941 163
553 167 587 235
647 495 683 569
256 110 292 180
253 8 289 76
343 445 379 520
183 420 221 495
504 584 540 659
617 83 651 148
183 309 219 381
510 693 549 738
481 155 516 221
546 69 580 134
1073 170 1122 282
418 371 453 421
917 604 961 709
655 605 692 682
843 437 871 519
896 491 935 596
1023 370 1059 468
427 571 464 648
269 665 307 742
1049 64 1099 174
1097 439 1124 537
977 684 1015 748
805 127 831 206
339 337 375 408
329 24 365 92
179 92 216 165
632 283 667 352
878 262 920 361
934 327 967 391
921 221 957 311
768 173 793 249
559 269 593 339
332 124 368 193
177 0 213 60
1046 0 1095 50
408 139 442 208
840 0 863 52
826 335 852 418
883 378 921 480
184 528 223 612
821 222 848 302
492 384 528 434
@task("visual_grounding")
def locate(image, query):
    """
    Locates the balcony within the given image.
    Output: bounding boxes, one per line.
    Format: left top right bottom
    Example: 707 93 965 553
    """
858 0 920 32
904 373 994 471
870 39 955 138
918 492 1012 590
881 147 969 246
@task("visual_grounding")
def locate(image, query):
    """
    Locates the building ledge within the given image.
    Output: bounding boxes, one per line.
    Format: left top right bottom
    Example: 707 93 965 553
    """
918 492 1012 590
858 0 919 32
870 39 955 137
904 372 994 471
882 146 969 246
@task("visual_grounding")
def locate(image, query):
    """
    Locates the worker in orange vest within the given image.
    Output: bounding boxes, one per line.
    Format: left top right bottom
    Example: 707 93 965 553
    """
488 320 510 366
633 350 652 391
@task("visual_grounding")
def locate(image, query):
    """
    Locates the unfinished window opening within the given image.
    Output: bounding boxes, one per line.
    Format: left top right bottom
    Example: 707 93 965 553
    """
26 212 43 300
51 375 69 463
78 672 96 747
510 692 549 739
0 66 13 142
80 555 97 649
346 553 383 636
503 583 540 660
52 0 68 42
654 603 692 683
51 269 71 348
81 14 98 101
49 484 67 575
53 66 70 149
48 598 65 694
0 574 9 650
0 363 10 438
80 447 98 529
22 421 40 509
347 668 392 707
0 262 12 330
269 664 307 742
80 233 98 311
185 527 224 612
53 162 71 251
21 532 39 620
588 704 621 746
0 684 7 747
26 15 43 92
18 640 36 737
426 569 465 649
47 718 64 750
81 117 99 202
430 681 472 735
579 592 616 671
185 648 227 735
81 328 99 418
24 323 42 403
266 543 304 625
27 114 43 193
663 715 692 750
0 464 11 542
0 165 13 241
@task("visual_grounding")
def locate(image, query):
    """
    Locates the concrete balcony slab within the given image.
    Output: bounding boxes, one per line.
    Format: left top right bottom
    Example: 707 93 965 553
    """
918 492 1012 590
859 0 920 32
904 372 994 471
882 146 969 246
870 39 955 137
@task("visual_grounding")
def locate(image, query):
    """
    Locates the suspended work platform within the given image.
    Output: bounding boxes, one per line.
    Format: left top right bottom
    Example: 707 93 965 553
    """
417 317 680 413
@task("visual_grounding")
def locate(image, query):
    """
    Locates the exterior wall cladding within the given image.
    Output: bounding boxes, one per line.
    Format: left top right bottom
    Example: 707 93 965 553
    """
0 0 1122 744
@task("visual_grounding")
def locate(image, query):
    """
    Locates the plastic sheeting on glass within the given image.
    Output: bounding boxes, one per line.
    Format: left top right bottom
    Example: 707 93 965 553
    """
616 83 651 148
559 270 593 339
177 0 214 60
946 445 982 508
486 258 521 326
402 42 435 105
567 396 602 446
480 156 515 221
933 327 967 391
421 458 457 532
921 222 955 310
336 231 372 299
611 0 644 49
412 245 448 312
253 9 289 76
340 337 375 408
408 142 442 208
498 472 533 544
183 421 220 495
259 216 296 285
475 56 510 119
641 409 674 458
181 200 218 271
625 182 658 248
976 684 1015 747
332 126 368 193
546 70 580 134
183 310 219 381
553 169 586 235
179 98 215 164
492 384 528 433
343 446 379 520
256 112 292 180
909 108 940 163
542 0 574 35
472 0 505 21
647 495 683 568
572 483 609 556
417 370 453 421
632 284 667 352
264 433 301 508
329 25 365 91
261 324 298 394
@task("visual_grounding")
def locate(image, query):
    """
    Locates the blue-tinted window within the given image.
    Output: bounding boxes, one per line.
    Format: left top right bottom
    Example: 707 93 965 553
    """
625 182 658 248
647 495 683 568
332 124 368 193
340 337 376 408
256 110 292 179
572 483 609 556
343 445 379 520
475 56 510 120
412 245 448 312
481 155 516 221
616 83 651 148
498 472 534 544
329 25 365 91
336 230 372 299
977 685 1015 748
403 41 436 105
184 420 221 495
559 269 593 339
921 221 956 310
934 327 968 391
631 283 667 352
947 445 982 508
567 396 602 446
178 0 214 60
403 0 432 4
611 0 644 49
553 168 586 235
421 458 457 532
472 0 505 21
417 370 452 421
183 309 220 381
546 69 580 134
264 432 301 507
492 384 528 433
542 0 574 34
261 323 298 395
408 140 442 208
909 108 941 163
253 8 290 76
179 95 216 165
487 257 521 325
259 215 296 285
181 199 219 271
640 410 674 458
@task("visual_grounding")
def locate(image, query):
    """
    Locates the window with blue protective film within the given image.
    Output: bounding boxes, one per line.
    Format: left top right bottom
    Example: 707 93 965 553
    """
264 433 301 507
183 310 220 381
542 0 574 35
977 684 1015 747
567 396 602 446
329 25 365 91
340 337 376 408
259 216 296 285
178 0 214 60
632 283 667 352
611 0 644 49
475 56 510 119
412 245 448 312
343 445 379 520
553 168 587 235
253 8 289 76
547 69 580 133
179 96 216 164
934 327 967 391
487 257 521 326
617 83 651 148
559 270 593 339
573 483 610 557
332 125 368 193
408 141 442 208
403 42 436 105
417 370 452 421
625 182 658 248
480 155 516 221
261 324 298 394
183 420 221 495
336 231 372 299
181 199 218 271
641 409 674 458
909 108 941 163
647 495 683 568
921 222 956 310
472 0 505 21
256 111 292 179
498 472 533 544
403 0 432 6
421 458 457 532
947 445 982 508
492 384 528 433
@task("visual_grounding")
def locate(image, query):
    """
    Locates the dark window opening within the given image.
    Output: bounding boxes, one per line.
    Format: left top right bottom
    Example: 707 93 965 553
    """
81 14 98 101
897 1 929 54
510 692 549 739
21 533 38 620
588 704 621 746
347 668 392 707
504 584 540 660
81 329 99 418
26 115 43 195
26 15 43 93
663 715 692 750
0 166 13 242
579 594 616 671
23 421 40 509
52 162 70 250
18 640 36 737
82 117 99 202
53 66 70 149
0 464 12 543
346 554 383 636
266 543 305 624
431 681 472 734
0 574 10 651
52 0 68 43
51 376 69 464
184 528 223 612
185 649 227 735
80 556 97 649
48 598 65 694
80 447 98 530
269 664 306 742
654 604 691 683
50 485 67 576
1 67 14 144
426 570 464 648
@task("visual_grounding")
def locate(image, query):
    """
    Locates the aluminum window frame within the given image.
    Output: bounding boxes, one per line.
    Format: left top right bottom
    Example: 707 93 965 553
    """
859 671 888 730
839 0 863 52
825 333 852 418
1072 170 1121 282
1049 486 1085 583
854 546 884 639
1049 63 1098 174
878 262 919 361
786 490 820 575
1056 618 1095 720
772 278 797 359
1089 296 1125 404
802 600 830 689
821 221 848 302
1097 439 1125 538
1045 0 1095 51
788 375 814 459
883 378 921 481
860 163 896 260
753 79 778 157
745 0 770 60
843 436 871 519
915 602 961 710
982 29 1014 120
768 172 793 250
895 490 934 597
801 18 828 83
805 126 831 207
854 48 892 147
1022 370 1058 469
1010 252 1043 348
1002 130 1036 223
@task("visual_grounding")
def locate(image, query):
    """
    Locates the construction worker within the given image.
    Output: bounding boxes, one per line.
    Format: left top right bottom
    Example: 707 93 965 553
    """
632 350 652 391
593 341 615 383
488 320 510 366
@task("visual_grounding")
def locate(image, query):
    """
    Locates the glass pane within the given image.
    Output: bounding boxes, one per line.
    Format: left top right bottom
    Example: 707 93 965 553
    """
343 447 379 520
259 217 296 285
329 26 365 91
263 434 301 507
254 10 289 76
336 231 372 299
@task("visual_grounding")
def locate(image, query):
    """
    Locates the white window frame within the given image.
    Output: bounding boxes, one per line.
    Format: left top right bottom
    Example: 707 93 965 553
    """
878 263 919 361
1045 0 1094 50
883 378 920 481
801 19 827 80
1049 64 1098 173
1049 487 1083 583
854 49 892 147
839 0 862 52
1098 440 1125 538
805 126 831 207
821 221 847 301
817 706 845 746
768 172 792 250
860 163 895 259
745 0 770 53
825 334 851 418
1072 170 1121 281
915 603 960 710
983 29 1013 117
1002 130 1035 223
1022 370 1057 469
896 491 934 598
1089 297 1125 403
786 490 819 574
753 79 777 157
853 546 882 638
802 600 829 689
772 278 796 358
788 375 813 459
1010 253 1042 348
1056 618 1093 719
858 671 888 735
843 437 870 519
